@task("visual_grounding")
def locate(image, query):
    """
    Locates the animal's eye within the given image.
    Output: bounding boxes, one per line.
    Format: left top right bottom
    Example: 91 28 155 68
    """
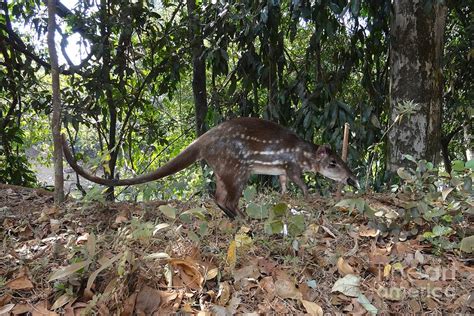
329 160 337 168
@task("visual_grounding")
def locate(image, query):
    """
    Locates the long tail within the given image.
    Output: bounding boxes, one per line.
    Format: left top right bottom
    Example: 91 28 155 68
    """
61 135 201 186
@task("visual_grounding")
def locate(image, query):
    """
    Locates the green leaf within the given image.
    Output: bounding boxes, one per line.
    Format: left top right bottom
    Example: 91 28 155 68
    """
335 198 366 213
159 205 177 219
198 222 208 237
271 202 288 218
243 185 257 201
432 225 452 237
402 154 417 163
264 219 284 235
288 214 305 236
180 207 207 220
451 160 465 172
459 235 474 253
246 202 269 219
187 230 200 243
397 168 413 181
465 159 474 170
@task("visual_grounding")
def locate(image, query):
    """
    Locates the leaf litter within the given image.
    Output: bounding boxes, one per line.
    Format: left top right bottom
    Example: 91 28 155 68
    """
0 185 472 314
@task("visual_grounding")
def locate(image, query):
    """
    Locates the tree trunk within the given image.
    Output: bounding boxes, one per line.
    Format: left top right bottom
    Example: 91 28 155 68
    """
264 1 281 122
100 0 117 199
47 0 64 203
187 0 208 136
387 1 447 172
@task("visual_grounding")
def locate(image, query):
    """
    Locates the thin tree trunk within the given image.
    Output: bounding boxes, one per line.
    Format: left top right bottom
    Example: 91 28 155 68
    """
100 0 117 199
387 1 447 172
265 1 281 122
187 0 208 136
47 0 64 203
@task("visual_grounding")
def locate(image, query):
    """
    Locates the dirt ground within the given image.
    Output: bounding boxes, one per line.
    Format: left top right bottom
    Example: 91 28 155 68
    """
0 184 472 315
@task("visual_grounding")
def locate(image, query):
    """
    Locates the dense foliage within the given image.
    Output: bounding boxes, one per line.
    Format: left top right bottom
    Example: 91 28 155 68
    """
0 0 471 198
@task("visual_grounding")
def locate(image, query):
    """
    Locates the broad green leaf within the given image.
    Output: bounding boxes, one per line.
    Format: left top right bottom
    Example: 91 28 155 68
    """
402 154 417 163
243 185 257 201
187 230 200 243
246 202 269 219
451 160 465 172
199 222 208 236
465 159 474 170
271 202 288 218
180 207 207 220
335 198 366 213
459 235 474 253
159 205 177 219
264 219 284 235
288 214 305 236
432 225 453 237
49 260 90 282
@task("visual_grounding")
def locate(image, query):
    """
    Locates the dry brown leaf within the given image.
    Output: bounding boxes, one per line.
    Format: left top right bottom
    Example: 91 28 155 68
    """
257 258 277 275
135 285 161 315
301 299 323 316
182 303 194 313
0 304 15 315
217 281 231 306
359 226 379 237
259 276 276 301
51 293 75 310
12 303 31 314
273 270 302 300
408 299 422 313
97 303 109 316
32 300 58 316
115 214 129 224
6 275 34 290
233 262 260 283
121 293 137 316
50 219 61 233
206 267 218 280
71 302 87 316
0 293 12 306
336 257 355 276
48 260 90 282
158 290 178 306
169 258 204 290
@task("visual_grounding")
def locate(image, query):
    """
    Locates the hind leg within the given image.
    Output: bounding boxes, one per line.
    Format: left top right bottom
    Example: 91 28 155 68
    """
214 172 248 218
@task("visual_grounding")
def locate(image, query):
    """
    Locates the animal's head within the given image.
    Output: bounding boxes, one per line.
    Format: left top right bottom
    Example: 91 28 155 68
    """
313 145 359 189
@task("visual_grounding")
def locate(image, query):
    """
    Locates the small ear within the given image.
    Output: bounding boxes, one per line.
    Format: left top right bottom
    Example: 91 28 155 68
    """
316 144 331 157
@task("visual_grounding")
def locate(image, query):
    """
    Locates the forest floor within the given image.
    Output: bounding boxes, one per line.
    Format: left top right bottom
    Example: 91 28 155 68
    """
0 184 472 315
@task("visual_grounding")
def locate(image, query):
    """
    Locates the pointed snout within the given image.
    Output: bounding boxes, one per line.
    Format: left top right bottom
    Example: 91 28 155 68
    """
346 177 360 190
